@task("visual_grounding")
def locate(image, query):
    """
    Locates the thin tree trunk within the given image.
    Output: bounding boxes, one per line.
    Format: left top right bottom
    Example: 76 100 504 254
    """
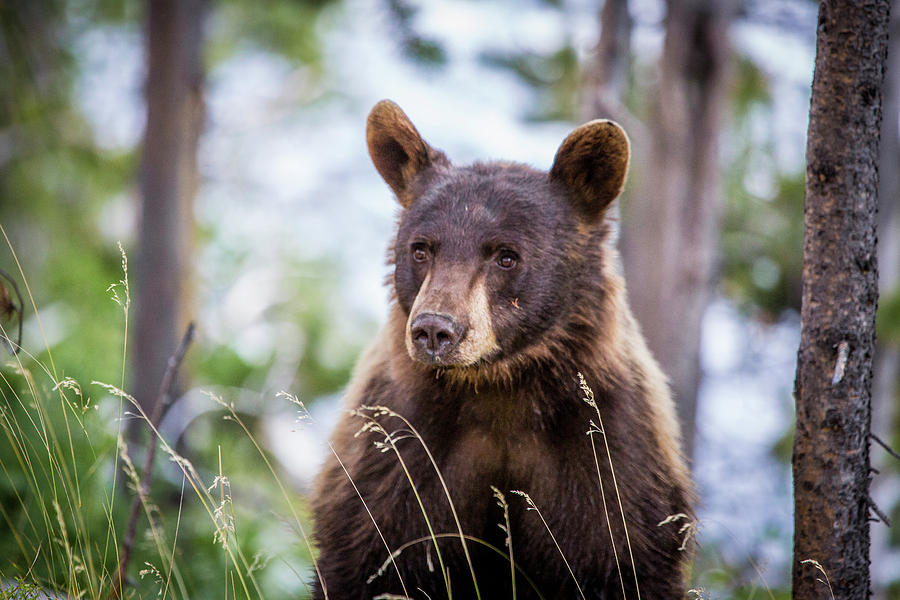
132 0 205 422
581 0 635 244
582 0 631 124
792 2 890 599
621 0 734 462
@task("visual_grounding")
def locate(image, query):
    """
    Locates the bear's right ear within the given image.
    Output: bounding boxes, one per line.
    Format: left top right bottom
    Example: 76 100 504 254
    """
367 100 448 207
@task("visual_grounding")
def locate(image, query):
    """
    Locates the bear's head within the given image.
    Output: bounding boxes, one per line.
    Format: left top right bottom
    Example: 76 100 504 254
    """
367 100 630 371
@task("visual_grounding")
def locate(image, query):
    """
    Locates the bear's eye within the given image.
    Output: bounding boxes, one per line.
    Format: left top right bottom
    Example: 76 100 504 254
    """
496 250 518 270
411 243 429 263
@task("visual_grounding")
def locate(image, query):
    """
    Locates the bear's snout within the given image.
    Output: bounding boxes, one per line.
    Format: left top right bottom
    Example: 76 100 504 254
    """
409 312 465 362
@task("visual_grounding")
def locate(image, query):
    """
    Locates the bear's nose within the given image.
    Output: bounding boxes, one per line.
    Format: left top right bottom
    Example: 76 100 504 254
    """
410 313 463 359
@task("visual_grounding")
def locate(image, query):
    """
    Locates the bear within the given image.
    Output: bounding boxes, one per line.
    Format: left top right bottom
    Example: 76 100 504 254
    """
310 100 694 600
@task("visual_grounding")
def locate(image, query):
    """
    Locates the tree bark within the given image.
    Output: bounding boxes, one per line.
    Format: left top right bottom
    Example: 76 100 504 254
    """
792 2 890 599
620 0 734 462
132 0 205 423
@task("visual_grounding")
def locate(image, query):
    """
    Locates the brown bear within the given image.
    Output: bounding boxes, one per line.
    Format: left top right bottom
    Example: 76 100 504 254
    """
310 100 693 600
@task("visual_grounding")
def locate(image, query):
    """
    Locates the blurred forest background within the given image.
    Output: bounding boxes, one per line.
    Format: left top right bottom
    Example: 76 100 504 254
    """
1 0 899 598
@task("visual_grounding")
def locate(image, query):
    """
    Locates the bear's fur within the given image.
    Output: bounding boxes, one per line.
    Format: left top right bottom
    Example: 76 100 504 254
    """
310 100 693 600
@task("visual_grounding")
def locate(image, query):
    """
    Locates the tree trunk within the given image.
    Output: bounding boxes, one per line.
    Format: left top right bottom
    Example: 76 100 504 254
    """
582 0 631 124
792 2 890 599
132 0 205 423
581 0 635 245
620 0 734 462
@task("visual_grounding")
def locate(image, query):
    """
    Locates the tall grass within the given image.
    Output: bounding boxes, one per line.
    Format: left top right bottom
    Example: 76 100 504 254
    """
0 239 318 598
0 226 123 597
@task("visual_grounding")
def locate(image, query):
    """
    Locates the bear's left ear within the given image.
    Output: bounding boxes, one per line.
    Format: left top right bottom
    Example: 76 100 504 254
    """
549 119 630 222
367 100 449 207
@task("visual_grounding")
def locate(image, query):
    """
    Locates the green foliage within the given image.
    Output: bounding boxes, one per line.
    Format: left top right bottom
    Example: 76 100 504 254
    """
877 285 900 344
209 0 340 68
0 578 43 600
481 45 581 121
65 0 139 23
690 541 791 600
404 36 447 67
385 0 447 68
721 170 804 317
282 263 368 400
190 256 366 401
195 344 257 389
771 422 795 464
731 55 772 118
720 56 803 317
0 0 138 388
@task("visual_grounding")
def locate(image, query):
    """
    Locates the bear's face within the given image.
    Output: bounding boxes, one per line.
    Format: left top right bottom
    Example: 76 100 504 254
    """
393 166 578 367
366 100 630 369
